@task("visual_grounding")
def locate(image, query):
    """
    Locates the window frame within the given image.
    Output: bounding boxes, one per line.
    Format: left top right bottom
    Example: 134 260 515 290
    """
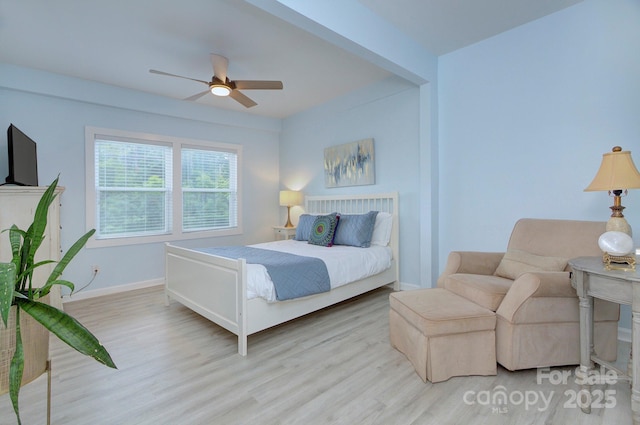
85 127 242 248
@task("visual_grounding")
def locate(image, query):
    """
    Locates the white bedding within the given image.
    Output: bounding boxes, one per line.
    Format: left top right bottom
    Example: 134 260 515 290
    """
245 239 393 302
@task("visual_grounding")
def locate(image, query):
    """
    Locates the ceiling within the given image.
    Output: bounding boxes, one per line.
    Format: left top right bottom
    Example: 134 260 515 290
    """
0 0 582 119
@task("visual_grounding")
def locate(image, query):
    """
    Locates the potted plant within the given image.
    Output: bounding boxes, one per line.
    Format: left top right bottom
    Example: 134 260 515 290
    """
0 176 117 424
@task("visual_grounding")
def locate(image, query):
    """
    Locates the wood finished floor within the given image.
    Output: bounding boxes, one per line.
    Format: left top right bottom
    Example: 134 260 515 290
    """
0 285 632 425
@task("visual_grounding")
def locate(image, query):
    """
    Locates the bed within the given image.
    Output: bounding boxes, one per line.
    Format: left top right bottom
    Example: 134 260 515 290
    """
164 192 399 356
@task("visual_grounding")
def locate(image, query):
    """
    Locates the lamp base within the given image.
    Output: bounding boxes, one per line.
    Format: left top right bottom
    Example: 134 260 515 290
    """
283 206 294 228
603 252 636 271
606 216 632 236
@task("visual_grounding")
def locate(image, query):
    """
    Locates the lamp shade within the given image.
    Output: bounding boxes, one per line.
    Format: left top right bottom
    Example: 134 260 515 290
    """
279 190 303 207
584 146 640 192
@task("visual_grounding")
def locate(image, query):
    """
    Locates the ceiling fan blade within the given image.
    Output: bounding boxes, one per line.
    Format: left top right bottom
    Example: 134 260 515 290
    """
234 80 283 90
149 69 209 85
210 54 228 82
184 90 210 102
229 90 257 108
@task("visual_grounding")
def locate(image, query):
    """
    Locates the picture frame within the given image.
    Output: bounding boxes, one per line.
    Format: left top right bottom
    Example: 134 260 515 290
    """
324 138 375 188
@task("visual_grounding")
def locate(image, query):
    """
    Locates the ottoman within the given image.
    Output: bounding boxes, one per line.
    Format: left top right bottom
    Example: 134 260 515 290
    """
389 288 497 383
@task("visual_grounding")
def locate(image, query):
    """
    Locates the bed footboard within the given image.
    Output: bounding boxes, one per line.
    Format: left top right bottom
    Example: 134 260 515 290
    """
165 192 399 356
165 243 249 356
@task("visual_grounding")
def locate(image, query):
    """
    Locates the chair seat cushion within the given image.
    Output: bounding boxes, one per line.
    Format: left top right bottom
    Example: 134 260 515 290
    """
389 288 495 337
444 273 513 311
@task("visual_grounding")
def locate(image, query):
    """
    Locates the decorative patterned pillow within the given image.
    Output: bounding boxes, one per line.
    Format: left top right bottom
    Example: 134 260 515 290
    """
333 211 379 248
308 213 339 247
294 214 316 241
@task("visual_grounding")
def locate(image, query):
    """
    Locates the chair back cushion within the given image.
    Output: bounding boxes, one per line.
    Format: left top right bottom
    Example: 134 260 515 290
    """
507 218 605 262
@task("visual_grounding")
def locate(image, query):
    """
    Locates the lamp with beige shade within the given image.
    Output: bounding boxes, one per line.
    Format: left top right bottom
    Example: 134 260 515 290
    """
279 190 303 228
585 146 640 236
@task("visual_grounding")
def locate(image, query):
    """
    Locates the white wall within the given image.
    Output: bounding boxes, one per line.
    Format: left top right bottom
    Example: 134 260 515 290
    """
280 76 422 287
0 64 281 294
439 0 640 258
438 0 640 326
2 0 637 302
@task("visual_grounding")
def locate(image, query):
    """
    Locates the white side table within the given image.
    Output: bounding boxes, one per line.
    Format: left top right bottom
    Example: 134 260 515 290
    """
569 256 640 425
273 226 297 241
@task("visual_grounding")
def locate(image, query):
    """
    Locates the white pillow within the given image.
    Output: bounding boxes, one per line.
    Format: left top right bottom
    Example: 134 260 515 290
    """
370 212 393 246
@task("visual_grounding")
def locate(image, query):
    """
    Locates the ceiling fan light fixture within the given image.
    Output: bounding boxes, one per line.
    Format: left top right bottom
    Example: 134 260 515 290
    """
210 84 231 97
151 54 281 107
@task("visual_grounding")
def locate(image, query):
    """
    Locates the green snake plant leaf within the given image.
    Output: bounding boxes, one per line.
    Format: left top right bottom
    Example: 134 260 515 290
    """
7 225 25 259
39 229 95 297
16 298 117 369
22 179 57 293
37 280 75 298
9 306 25 425
0 263 16 329
18 259 56 278
7 226 26 290
25 176 58 259
15 260 56 298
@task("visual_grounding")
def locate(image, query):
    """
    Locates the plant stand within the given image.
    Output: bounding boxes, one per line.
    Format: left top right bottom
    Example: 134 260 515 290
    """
1 304 51 424
46 359 51 425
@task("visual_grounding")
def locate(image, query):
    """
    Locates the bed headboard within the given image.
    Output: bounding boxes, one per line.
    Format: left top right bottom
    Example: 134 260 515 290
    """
305 192 399 283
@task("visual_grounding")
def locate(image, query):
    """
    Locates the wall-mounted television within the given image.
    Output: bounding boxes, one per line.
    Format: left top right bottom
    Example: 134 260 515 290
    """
6 124 38 186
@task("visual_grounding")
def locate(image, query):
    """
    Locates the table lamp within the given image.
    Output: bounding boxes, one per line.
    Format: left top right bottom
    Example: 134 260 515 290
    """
584 146 640 236
279 190 303 228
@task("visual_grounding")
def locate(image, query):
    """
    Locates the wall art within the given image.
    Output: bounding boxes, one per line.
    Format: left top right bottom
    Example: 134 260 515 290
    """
324 138 375 188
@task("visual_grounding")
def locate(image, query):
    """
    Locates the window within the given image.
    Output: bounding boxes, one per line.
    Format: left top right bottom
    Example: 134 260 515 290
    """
86 127 242 247
182 148 238 232
95 140 173 238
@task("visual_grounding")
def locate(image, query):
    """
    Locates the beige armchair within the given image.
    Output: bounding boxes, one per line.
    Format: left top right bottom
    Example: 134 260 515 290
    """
437 218 620 371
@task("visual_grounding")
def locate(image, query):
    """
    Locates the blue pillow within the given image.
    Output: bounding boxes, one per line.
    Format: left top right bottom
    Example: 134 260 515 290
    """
333 211 379 248
294 214 316 241
308 213 339 247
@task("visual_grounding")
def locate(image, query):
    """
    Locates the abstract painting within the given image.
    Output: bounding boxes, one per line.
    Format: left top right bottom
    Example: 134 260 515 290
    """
324 138 375 188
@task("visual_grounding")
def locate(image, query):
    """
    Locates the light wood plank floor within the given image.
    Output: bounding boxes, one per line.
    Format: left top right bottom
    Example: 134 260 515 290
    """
0 286 632 425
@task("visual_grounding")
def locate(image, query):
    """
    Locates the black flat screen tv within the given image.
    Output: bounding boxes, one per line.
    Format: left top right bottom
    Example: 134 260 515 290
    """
6 124 38 186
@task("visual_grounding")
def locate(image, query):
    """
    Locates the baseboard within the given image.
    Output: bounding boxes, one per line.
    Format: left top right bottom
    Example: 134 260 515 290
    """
62 278 164 303
398 282 420 291
63 279 417 302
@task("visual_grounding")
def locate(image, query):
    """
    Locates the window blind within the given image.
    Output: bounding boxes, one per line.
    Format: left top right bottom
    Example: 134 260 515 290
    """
182 148 238 231
88 128 241 244
95 139 172 238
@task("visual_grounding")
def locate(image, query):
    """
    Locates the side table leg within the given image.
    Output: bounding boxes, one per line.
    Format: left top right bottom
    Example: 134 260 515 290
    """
578 294 594 414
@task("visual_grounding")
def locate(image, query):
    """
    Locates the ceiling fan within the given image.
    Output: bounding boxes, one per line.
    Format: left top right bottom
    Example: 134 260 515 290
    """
149 54 283 108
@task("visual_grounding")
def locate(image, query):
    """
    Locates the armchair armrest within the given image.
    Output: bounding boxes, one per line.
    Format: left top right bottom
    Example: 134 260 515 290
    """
436 251 504 287
496 271 574 322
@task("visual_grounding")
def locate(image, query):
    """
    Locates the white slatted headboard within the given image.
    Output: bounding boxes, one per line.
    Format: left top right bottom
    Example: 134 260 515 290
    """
305 192 399 284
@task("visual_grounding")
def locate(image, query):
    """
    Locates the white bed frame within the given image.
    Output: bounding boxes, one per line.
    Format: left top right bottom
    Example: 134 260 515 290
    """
164 192 399 356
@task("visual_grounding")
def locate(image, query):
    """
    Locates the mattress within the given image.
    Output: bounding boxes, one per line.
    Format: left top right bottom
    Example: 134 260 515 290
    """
245 239 393 302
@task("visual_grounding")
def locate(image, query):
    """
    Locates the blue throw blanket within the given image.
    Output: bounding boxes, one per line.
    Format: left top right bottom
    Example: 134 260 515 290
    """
197 246 330 301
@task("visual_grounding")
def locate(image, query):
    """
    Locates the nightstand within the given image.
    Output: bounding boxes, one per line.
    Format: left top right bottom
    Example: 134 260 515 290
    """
273 226 297 240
